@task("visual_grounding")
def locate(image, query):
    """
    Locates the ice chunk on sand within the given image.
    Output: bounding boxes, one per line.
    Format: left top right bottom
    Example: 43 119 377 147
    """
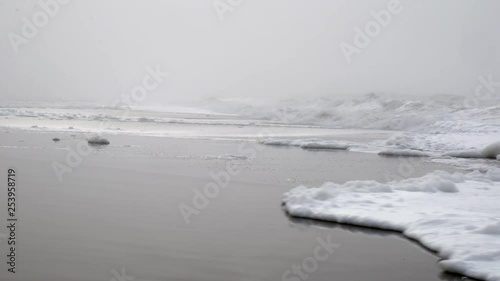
87 136 110 146
378 149 429 157
282 169 500 280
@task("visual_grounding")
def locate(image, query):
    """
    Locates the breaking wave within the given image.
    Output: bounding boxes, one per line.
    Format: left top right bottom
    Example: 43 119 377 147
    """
183 93 500 133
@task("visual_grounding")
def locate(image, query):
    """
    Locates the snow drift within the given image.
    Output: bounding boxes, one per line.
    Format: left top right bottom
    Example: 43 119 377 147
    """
282 169 500 281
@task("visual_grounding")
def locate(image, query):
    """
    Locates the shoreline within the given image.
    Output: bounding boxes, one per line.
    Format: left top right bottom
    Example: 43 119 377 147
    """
0 130 472 281
284 211 481 280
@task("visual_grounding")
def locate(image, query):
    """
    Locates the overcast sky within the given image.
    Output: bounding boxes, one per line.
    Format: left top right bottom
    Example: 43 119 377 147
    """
0 0 499 104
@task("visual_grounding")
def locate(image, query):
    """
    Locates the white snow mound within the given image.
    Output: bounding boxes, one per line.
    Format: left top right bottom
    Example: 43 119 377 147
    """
282 169 500 281
203 154 248 160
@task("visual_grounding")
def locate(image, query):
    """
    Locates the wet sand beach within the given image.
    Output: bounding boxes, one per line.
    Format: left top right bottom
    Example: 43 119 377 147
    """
0 131 469 281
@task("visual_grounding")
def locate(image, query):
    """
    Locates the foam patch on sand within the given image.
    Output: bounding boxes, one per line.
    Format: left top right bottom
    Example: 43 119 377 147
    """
282 169 500 281
378 149 429 157
203 154 249 160
261 138 353 150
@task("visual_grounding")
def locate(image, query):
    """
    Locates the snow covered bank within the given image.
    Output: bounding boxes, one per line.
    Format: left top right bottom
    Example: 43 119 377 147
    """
283 169 500 281
202 154 248 160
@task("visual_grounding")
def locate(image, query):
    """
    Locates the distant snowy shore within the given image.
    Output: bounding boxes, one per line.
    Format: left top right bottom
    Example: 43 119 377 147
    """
2 96 499 167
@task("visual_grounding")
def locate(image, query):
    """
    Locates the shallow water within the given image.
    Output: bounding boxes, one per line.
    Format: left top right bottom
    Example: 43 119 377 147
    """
0 131 470 281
